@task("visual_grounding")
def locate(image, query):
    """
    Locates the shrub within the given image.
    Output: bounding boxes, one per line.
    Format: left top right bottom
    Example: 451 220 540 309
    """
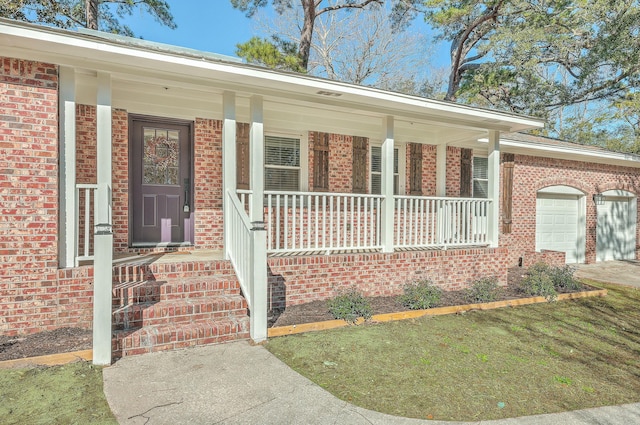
550 265 582 291
465 277 502 303
519 263 557 301
327 290 372 323
399 279 442 310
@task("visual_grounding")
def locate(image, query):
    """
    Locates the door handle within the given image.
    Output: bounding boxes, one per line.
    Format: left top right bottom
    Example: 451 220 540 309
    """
183 178 190 213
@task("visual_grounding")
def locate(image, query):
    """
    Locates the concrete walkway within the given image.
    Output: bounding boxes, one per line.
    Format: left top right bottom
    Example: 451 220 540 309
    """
575 260 640 287
103 341 640 425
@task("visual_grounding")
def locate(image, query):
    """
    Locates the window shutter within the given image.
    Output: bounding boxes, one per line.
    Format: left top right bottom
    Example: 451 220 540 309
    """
502 153 515 233
460 148 472 197
236 123 250 190
409 143 422 195
352 136 367 193
313 132 329 191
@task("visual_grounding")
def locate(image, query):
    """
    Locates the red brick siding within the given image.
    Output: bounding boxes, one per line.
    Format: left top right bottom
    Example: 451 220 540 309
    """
76 105 97 184
446 146 461 196
521 250 566 268
328 133 354 193
268 248 509 310
76 105 97 255
112 109 129 251
499 153 640 265
0 58 93 335
194 118 224 249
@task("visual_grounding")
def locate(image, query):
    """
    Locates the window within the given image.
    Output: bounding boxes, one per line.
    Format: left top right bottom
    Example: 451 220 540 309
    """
371 146 399 195
264 135 301 191
473 156 488 198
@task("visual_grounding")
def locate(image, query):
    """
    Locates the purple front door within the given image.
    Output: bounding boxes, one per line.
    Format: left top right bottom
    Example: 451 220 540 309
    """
130 117 192 246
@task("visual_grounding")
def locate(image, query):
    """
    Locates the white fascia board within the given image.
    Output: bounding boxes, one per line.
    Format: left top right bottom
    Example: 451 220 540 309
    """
499 137 640 168
0 20 544 133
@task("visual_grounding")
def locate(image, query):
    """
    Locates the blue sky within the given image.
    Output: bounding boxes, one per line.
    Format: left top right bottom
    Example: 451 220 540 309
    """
120 1 449 66
121 1 257 57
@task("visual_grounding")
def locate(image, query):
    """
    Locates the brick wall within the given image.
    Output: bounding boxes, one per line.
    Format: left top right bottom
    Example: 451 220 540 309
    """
500 153 640 265
111 109 129 251
446 146 461 196
521 250 566 268
267 247 509 310
0 58 94 335
194 118 224 249
421 144 437 196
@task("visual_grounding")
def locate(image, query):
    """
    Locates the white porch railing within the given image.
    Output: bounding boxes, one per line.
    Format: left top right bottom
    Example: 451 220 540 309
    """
227 190 256 309
261 191 491 254
75 183 98 265
264 190 384 254
394 196 490 249
227 189 268 342
237 188 252 213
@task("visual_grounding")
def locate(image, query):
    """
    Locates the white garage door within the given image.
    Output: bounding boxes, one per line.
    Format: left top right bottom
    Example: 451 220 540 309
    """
596 194 637 262
536 193 581 263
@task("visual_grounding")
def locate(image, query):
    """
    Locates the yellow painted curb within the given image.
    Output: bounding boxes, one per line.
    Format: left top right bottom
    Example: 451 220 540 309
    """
268 287 607 338
0 349 93 369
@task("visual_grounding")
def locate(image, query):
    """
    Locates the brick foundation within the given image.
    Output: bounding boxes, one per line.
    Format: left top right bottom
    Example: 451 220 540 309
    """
267 247 509 311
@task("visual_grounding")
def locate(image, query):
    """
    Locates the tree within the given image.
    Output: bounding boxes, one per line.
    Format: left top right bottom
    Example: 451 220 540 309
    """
231 0 383 70
238 1 446 95
236 36 305 72
2 0 175 36
393 0 640 118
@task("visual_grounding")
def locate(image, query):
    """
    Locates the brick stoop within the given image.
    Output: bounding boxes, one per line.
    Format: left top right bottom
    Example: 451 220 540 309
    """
111 259 250 358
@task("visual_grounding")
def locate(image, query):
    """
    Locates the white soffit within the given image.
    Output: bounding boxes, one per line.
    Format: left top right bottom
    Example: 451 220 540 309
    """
0 18 544 134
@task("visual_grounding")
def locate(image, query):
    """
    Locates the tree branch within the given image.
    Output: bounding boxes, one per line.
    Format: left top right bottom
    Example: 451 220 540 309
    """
317 0 382 17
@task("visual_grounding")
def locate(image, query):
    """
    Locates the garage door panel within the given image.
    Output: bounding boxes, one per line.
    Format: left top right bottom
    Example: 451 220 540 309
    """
596 197 636 262
536 194 581 264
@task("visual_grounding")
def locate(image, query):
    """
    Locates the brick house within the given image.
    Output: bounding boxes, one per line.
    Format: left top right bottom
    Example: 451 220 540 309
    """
2 19 640 363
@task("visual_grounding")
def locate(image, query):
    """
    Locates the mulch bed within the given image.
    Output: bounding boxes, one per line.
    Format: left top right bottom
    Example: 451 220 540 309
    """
269 284 592 327
0 328 92 362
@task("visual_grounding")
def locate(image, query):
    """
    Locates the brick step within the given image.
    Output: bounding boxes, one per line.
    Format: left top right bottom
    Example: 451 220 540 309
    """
112 295 248 330
112 277 243 307
112 317 250 357
113 259 237 284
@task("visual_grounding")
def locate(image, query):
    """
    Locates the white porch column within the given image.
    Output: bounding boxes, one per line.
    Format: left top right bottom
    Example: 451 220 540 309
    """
487 130 500 248
249 95 264 222
381 116 395 253
59 67 76 268
436 143 447 196
93 72 113 366
248 95 267 342
222 91 236 260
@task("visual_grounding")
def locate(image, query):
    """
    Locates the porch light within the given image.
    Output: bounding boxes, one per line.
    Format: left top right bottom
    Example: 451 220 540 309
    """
593 193 605 206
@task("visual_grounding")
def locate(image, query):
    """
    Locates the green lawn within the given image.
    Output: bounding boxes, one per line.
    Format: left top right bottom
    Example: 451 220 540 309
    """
266 281 640 421
0 361 117 425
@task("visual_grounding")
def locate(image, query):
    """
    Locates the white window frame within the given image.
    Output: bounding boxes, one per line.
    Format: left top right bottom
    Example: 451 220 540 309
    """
472 155 488 199
263 131 308 192
369 142 406 195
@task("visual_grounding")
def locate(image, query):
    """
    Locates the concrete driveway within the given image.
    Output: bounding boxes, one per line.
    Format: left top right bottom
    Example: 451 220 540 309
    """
575 260 640 287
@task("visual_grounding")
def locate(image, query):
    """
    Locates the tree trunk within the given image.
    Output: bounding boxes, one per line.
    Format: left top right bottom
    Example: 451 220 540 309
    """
299 0 316 70
86 0 98 30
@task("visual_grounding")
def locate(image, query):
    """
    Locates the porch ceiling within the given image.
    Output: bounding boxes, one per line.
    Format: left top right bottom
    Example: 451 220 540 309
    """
1 18 544 144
